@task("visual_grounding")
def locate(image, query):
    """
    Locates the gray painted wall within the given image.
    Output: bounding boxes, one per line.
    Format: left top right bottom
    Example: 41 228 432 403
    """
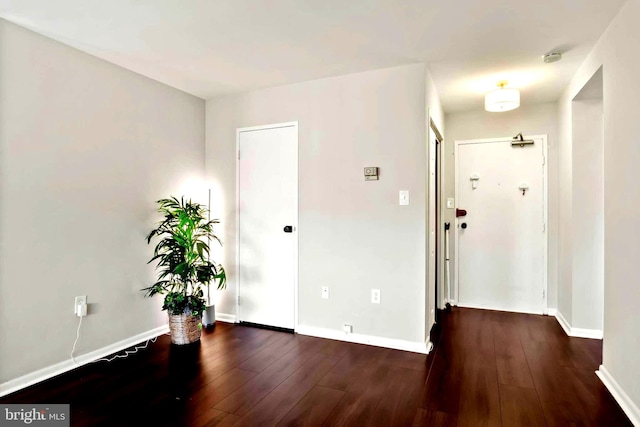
571 97 604 331
443 103 559 310
0 20 205 384
558 0 640 409
206 64 430 343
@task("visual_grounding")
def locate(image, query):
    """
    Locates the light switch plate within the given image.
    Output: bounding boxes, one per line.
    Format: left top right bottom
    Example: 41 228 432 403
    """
399 190 409 206
321 286 329 299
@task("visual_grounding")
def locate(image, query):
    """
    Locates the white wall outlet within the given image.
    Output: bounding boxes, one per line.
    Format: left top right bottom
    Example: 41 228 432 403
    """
321 286 329 299
343 323 353 333
74 295 87 316
371 289 381 304
447 198 455 209
77 303 87 317
399 190 410 206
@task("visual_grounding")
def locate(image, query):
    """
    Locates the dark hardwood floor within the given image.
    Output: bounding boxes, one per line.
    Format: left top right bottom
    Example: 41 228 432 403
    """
1 308 631 426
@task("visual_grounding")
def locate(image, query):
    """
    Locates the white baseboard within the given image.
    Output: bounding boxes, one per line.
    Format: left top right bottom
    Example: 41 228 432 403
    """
215 313 237 323
555 310 603 339
596 365 640 426
570 326 603 339
295 325 429 354
456 302 543 315
555 310 572 335
448 302 558 317
0 325 169 398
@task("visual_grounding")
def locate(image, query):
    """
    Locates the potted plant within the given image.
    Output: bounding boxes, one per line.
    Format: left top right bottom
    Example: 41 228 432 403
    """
143 196 226 345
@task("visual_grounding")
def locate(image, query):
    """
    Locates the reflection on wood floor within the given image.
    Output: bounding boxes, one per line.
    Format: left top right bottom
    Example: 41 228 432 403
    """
1 307 631 426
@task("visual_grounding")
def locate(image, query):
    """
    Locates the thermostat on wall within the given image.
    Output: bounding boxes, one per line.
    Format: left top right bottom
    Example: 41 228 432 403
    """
364 167 379 181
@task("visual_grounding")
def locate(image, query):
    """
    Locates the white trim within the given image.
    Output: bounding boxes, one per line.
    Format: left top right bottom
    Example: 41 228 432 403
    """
438 128 447 311
555 310 573 336
235 126 241 325
296 325 430 354
454 141 459 304
426 118 431 332
456 302 543 315
571 327 602 340
427 118 442 332
547 308 557 316
0 325 169 398
293 124 299 331
454 135 549 314
215 313 237 323
571 327 603 340
542 135 549 314
236 121 299 330
596 365 640 426
555 310 603 339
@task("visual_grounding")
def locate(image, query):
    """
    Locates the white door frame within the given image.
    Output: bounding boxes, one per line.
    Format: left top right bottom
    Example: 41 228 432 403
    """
433 124 445 313
453 135 549 314
235 121 299 329
428 119 444 321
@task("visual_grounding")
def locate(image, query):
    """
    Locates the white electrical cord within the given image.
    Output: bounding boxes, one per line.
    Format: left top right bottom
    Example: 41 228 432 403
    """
70 313 166 365
70 315 83 366
93 336 159 363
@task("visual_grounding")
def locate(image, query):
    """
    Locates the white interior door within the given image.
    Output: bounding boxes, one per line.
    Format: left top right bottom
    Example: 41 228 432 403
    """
456 136 546 314
238 123 297 329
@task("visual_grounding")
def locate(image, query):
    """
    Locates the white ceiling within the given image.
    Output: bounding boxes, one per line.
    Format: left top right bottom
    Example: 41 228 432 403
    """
0 0 626 112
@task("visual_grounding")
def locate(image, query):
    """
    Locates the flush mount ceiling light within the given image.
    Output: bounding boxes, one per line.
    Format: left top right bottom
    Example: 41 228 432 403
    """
485 81 520 112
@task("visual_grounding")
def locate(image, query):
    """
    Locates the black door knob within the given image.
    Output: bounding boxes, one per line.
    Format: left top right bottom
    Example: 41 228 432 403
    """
283 226 293 233
461 222 467 229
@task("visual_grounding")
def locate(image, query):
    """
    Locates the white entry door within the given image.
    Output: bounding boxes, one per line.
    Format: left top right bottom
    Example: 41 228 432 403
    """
238 122 298 329
456 136 546 314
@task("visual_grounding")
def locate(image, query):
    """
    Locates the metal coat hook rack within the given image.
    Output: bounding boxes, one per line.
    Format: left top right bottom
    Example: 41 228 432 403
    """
512 132 535 147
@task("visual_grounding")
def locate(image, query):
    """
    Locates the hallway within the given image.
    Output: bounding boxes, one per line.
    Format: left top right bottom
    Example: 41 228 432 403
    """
424 307 630 426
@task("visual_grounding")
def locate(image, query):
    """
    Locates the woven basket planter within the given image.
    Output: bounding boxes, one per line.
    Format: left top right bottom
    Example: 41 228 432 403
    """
168 312 202 345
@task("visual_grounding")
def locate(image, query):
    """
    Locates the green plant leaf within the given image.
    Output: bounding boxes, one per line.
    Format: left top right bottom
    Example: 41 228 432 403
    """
143 195 227 311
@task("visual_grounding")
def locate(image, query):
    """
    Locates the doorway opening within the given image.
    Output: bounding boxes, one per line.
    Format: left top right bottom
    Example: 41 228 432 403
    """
428 119 443 334
567 66 604 337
